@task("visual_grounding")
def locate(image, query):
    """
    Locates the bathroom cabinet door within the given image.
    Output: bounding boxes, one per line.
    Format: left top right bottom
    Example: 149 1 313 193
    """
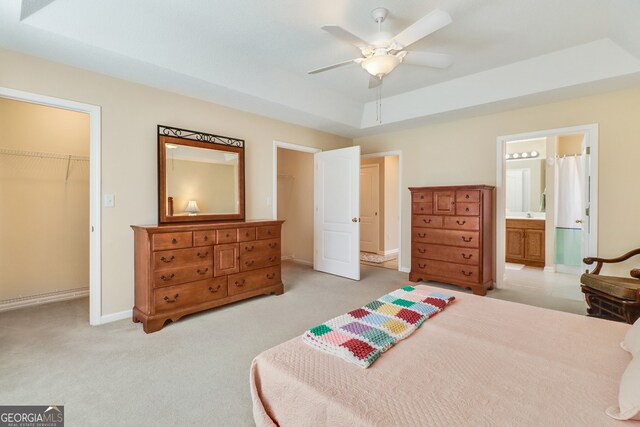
506 228 525 259
524 229 545 262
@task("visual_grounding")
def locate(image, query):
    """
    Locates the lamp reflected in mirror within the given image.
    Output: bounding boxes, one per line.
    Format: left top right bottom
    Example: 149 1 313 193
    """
184 200 200 216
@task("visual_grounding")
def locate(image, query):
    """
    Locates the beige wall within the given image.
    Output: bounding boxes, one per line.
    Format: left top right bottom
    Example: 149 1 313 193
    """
355 86 640 277
557 134 584 156
277 148 314 264
0 98 89 300
384 156 400 252
0 48 351 315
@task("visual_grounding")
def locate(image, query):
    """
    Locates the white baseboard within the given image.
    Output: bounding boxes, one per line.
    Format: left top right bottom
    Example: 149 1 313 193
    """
0 287 89 313
100 309 132 324
543 266 556 273
281 255 294 261
399 266 410 273
382 249 399 255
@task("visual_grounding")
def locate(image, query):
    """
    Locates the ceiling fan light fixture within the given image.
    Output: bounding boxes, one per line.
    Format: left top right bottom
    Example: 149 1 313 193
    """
361 54 401 77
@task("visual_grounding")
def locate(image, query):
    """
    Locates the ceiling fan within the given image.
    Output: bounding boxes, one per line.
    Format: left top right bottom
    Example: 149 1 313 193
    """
309 7 453 88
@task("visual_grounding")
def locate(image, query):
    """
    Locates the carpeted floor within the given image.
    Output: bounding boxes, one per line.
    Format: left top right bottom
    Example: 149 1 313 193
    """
0 261 586 426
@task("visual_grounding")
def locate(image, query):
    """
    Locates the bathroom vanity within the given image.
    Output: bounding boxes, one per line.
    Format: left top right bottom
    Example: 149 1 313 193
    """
505 218 545 267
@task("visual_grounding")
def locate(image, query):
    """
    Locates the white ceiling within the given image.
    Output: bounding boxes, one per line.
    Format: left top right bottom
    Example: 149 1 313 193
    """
1 0 640 137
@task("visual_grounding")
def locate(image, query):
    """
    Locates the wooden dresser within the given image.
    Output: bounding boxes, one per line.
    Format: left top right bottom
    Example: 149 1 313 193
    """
505 218 545 267
131 220 284 333
409 185 494 296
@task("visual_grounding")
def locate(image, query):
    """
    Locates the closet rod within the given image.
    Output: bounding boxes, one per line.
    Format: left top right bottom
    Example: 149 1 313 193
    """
0 147 89 161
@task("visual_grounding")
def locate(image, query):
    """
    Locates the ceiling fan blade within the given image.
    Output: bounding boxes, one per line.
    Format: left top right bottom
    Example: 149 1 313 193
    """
308 59 357 74
393 9 452 49
368 75 382 89
322 26 370 49
403 51 453 68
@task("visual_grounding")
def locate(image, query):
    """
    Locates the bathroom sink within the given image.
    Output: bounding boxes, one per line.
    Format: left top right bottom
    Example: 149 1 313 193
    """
506 212 546 220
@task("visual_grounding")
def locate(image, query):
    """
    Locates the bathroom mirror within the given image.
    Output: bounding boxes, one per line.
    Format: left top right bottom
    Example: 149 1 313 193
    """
158 126 244 223
505 158 546 217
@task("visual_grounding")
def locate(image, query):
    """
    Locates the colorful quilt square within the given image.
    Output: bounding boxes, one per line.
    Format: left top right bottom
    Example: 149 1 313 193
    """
341 321 373 336
429 292 454 301
348 308 369 319
402 285 415 292
392 298 415 308
381 319 409 335
412 288 434 296
309 324 332 336
362 328 396 348
319 330 352 346
376 303 402 316
409 302 439 317
364 300 384 310
378 294 397 304
396 292 425 303
423 297 447 309
361 312 391 326
396 308 424 325
340 338 377 359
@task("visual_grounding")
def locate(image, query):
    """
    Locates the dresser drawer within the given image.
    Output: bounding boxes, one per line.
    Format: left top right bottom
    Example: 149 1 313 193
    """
443 216 480 231
256 225 280 240
456 190 480 203
240 251 280 272
412 202 433 215
412 243 479 265
153 277 228 313
153 263 213 288
412 215 443 229
152 232 193 251
412 229 480 248
456 202 480 216
228 266 281 296
238 227 256 242
412 259 480 283
411 191 433 203
240 238 280 255
216 228 238 244
153 246 213 270
193 230 215 247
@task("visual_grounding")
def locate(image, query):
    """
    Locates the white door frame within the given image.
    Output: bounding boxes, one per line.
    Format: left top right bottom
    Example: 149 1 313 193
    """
361 150 404 272
0 86 102 325
496 124 598 289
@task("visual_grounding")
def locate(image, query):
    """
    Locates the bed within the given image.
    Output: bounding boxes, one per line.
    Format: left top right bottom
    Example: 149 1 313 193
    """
250 284 639 426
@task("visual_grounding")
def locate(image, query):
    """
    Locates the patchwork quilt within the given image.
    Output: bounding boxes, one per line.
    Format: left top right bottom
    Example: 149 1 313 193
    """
301 285 455 368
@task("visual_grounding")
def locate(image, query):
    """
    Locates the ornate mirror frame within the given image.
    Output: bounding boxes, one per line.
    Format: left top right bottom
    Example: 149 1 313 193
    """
158 125 245 224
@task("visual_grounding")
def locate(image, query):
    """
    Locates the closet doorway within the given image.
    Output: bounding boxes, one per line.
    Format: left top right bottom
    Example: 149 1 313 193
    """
0 87 101 325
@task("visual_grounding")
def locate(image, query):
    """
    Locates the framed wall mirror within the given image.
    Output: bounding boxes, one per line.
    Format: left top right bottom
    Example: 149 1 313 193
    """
158 125 245 223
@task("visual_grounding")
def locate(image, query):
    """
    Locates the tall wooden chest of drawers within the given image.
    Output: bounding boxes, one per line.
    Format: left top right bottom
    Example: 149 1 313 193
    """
131 220 284 333
409 185 494 296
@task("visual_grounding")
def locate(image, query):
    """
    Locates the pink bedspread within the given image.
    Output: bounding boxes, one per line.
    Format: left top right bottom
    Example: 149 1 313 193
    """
251 285 638 426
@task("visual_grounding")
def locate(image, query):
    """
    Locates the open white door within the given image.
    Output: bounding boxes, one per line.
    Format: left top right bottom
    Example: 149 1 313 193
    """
314 146 361 280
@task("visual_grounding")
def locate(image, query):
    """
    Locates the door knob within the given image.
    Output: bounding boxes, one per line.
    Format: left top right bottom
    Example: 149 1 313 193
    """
352 218 360 222
575 219 583 224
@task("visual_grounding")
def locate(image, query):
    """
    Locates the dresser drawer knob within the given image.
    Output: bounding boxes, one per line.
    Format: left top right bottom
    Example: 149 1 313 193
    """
420 207 424 211
461 270 473 277
234 279 246 287
196 268 209 275
226 233 230 238
163 294 179 303
465 208 470 212
171 238 177 244
267 230 272 235
423 219 431 224
418 248 426 254
160 255 175 263
245 232 250 237
268 256 277 262
462 236 473 242
204 236 209 241
197 251 209 258
465 194 470 199
418 233 426 238
245 260 254 266
418 263 427 269
457 220 466 225
462 253 473 260
268 243 277 249
245 246 254 252
208 285 221 293
160 273 175 281
266 273 276 280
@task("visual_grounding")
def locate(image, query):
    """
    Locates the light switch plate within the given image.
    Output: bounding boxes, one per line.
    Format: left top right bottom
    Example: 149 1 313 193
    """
104 194 115 208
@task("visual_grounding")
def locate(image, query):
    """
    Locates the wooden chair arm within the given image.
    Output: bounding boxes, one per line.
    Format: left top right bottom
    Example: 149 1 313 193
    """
584 248 640 275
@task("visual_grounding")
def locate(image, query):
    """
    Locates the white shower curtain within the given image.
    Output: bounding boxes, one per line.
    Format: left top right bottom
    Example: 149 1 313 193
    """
554 156 583 229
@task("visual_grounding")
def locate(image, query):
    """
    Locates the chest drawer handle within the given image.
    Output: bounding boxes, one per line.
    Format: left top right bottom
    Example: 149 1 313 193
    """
245 246 254 252
420 207 424 211
418 248 426 254
465 194 470 199
171 238 178 244
266 273 276 280
462 253 473 260
245 260 254 266
423 219 431 224
461 270 473 277
226 233 230 238
234 279 246 287
418 263 427 269
160 255 175 263
268 256 278 262
196 268 209 275
203 236 209 241
462 236 473 242
418 233 426 238
245 232 250 237
163 294 179 303
208 285 221 293
457 220 466 225
160 273 175 281
268 243 277 249
197 251 209 258
465 208 470 212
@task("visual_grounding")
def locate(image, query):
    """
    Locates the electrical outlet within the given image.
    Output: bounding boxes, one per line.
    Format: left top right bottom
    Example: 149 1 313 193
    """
104 194 115 208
